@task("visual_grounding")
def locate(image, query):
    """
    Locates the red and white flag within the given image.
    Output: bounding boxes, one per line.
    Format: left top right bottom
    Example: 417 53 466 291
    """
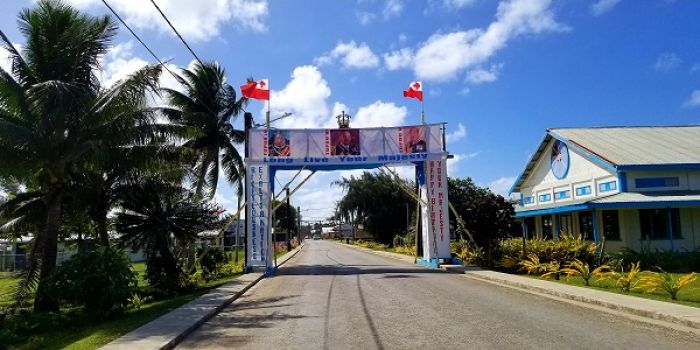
403 81 423 102
240 79 270 100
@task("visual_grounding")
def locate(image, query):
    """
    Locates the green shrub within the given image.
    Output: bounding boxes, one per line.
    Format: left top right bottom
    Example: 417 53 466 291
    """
607 248 700 272
198 247 229 282
145 252 192 293
48 247 137 318
497 234 597 272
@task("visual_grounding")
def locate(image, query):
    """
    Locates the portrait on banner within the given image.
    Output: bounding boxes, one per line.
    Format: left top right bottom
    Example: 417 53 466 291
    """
401 126 427 154
268 130 291 157
330 129 361 156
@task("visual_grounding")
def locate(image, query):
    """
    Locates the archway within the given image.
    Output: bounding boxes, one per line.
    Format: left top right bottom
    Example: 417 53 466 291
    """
243 121 452 273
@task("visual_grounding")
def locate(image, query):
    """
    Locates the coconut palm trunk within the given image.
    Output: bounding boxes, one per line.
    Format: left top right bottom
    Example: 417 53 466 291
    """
34 188 64 311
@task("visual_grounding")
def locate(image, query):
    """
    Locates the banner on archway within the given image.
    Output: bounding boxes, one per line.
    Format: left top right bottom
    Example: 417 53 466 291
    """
247 123 445 167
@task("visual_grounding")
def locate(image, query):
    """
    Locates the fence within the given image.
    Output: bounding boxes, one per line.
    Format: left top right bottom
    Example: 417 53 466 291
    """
0 251 77 272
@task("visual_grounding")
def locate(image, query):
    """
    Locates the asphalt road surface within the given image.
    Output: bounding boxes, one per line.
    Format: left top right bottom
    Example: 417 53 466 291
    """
178 240 700 349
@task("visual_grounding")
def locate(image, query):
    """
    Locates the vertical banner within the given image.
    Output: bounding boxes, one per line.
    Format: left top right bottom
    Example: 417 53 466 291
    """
421 158 451 260
246 164 272 268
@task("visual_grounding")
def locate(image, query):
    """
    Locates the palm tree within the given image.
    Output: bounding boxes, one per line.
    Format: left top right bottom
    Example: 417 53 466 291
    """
161 62 246 200
0 0 162 311
115 177 222 292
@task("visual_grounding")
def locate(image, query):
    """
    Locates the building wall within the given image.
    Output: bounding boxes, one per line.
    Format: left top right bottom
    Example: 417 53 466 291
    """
626 169 700 192
607 208 699 251
520 138 617 208
525 208 700 252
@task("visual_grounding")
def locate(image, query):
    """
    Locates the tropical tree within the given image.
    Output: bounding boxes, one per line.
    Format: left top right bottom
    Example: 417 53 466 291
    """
0 0 162 311
161 62 246 200
115 177 222 292
334 172 414 244
448 177 516 261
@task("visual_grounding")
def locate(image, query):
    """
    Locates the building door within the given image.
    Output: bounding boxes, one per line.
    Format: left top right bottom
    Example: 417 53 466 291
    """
578 211 593 241
559 214 573 236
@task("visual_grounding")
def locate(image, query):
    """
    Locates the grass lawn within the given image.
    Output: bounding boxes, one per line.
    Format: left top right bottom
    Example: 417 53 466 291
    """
520 271 700 308
0 263 242 350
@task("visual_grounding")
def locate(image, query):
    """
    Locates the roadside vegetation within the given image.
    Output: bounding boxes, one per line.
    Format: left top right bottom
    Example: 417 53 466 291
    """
454 235 700 307
0 1 254 348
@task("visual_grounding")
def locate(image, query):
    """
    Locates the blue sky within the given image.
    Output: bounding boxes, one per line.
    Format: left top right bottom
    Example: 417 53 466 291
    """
2 0 700 220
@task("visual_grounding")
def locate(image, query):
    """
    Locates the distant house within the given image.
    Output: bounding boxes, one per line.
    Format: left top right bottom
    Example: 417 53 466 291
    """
510 126 700 252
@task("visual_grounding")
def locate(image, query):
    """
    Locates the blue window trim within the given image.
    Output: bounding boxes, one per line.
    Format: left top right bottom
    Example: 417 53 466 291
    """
598 181 617 192
635 177 680 188
554 190 570 200
539 193 551 202
524 196 535 204
575 186 591 196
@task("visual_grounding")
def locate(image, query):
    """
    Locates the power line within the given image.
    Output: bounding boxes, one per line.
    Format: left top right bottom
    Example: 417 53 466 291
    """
149 0 204 66
101 0 165 67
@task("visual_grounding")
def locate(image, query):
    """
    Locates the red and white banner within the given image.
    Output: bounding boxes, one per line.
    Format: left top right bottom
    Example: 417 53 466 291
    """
421 158 451 260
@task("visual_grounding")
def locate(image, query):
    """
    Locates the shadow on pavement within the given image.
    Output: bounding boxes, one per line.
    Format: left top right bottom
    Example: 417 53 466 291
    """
275 264 445 276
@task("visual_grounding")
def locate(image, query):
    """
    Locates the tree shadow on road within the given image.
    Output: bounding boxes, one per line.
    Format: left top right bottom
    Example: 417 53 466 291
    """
275 264 446 277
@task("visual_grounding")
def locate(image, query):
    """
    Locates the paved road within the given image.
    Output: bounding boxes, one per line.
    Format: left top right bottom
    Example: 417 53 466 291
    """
178 241 700 349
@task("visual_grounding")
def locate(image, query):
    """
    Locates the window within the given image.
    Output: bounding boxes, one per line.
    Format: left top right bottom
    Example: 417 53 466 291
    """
524 196 534 205
635 177 680 188
539 193 551 202
639 208 682 240
542 216 553 239
554 190 571 200
524 217 536 239
578 211 593 241
602 210 620 241
599 181 617 192
575 186 592 196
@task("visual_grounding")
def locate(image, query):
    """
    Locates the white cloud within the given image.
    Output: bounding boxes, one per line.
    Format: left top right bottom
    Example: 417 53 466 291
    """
383 0 404 19
315 41 380 69
356 11 377 25
101 42 149 87
64 0 268 42
459 87 471 96
466 63 502 84
445 122 466 143
412 0 566 82
654 52 681 72
352 101 407 127
383 48 414 71
591 0 622 16
684 90 700 108
265 65 332 128
487 176 517 197
100 41 187 108
442 0 479 10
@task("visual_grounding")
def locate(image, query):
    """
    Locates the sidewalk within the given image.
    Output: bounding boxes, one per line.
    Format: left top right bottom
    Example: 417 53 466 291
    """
338 241 700 331
100 244 304 350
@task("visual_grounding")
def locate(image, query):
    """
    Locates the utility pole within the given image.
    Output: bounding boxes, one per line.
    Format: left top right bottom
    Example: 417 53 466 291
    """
286 187 292 251
243 112 253 270
297 206 301 243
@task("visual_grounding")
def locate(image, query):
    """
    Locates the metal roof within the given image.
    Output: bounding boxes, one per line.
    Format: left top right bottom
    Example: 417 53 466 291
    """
590 191 700 204
550 126 700 166
510 125 700 194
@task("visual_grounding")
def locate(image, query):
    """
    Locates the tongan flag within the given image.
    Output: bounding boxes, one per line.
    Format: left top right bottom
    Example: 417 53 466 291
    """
403 81 423 102
241 79 270 100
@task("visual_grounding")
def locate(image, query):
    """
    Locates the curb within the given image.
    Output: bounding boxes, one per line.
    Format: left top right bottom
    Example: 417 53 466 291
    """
334 241 700 331
450 268 700 330
100 244 305 350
